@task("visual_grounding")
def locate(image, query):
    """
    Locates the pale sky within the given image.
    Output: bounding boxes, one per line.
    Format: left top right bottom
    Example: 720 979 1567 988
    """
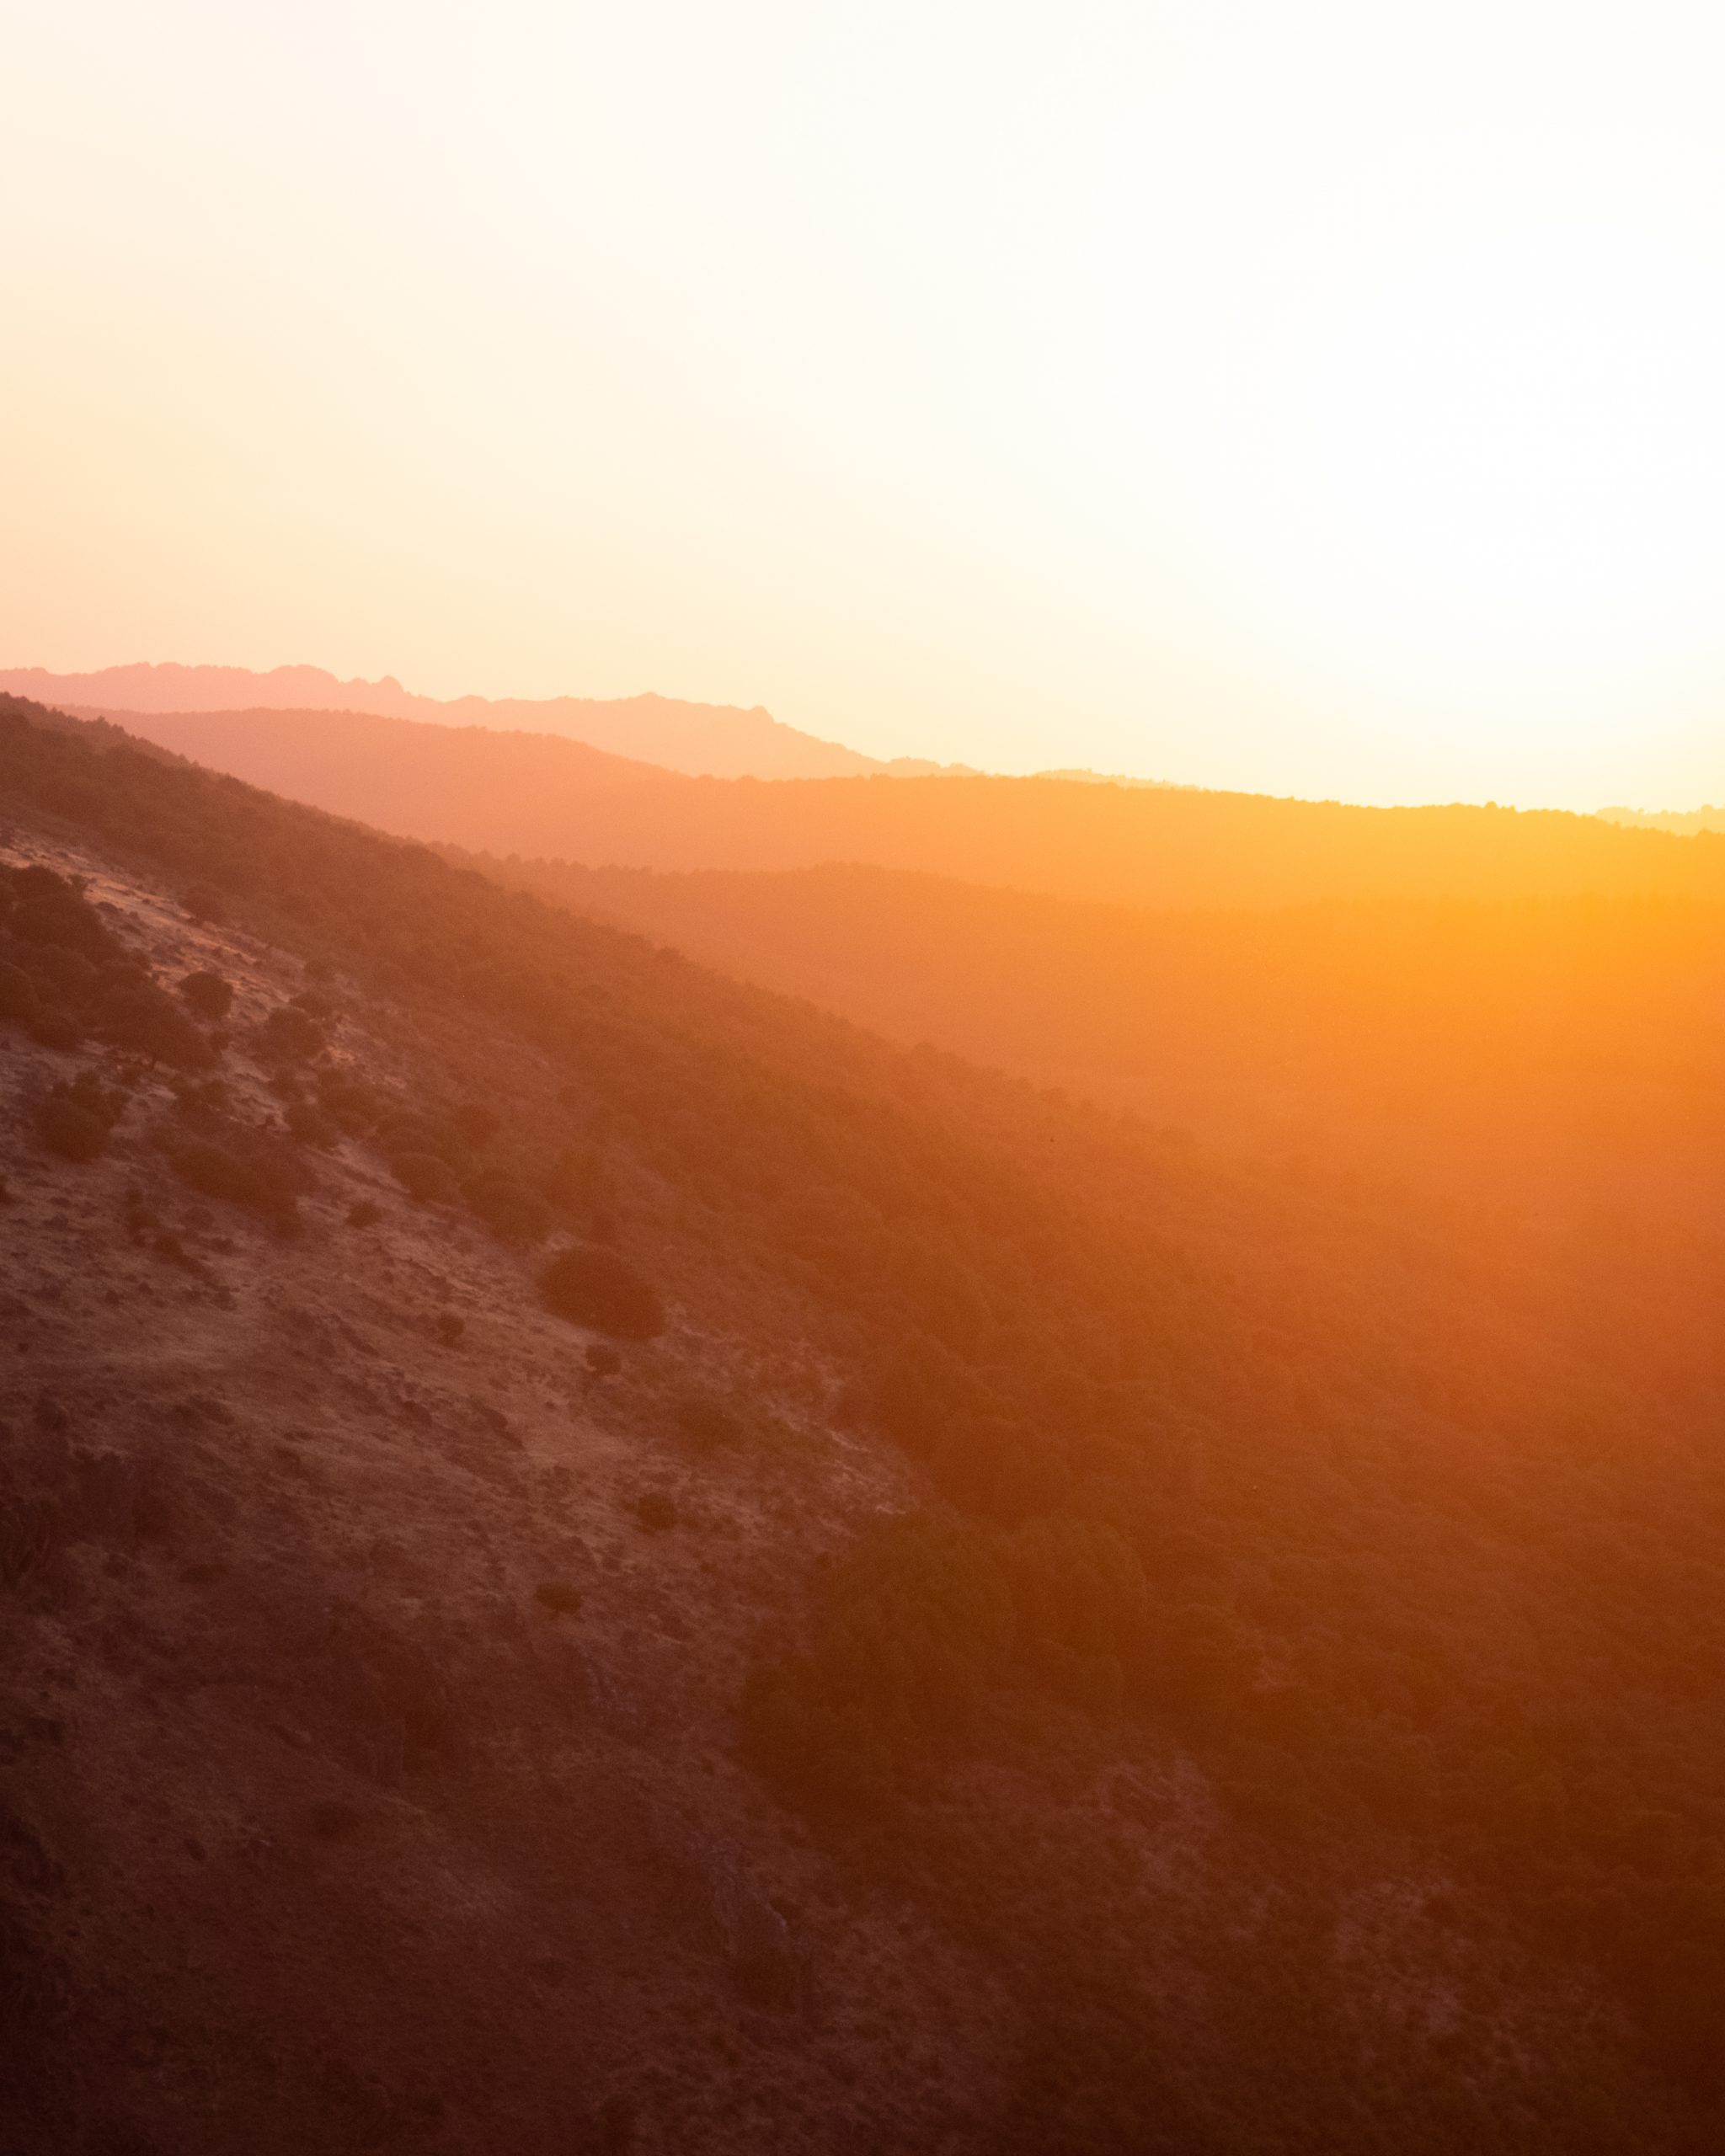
8 2 1725 805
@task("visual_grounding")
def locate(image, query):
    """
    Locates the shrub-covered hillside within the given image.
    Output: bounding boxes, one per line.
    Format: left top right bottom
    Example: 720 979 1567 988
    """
464 850 1725 1235
3 693 1723 2152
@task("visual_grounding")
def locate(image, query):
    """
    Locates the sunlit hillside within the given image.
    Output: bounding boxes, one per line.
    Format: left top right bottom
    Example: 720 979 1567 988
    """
469 853 1725 1234
66 702 1725 910
5 694 1725 2151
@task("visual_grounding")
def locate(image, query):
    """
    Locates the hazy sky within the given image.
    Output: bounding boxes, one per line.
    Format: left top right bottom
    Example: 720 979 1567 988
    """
8 2 1725 805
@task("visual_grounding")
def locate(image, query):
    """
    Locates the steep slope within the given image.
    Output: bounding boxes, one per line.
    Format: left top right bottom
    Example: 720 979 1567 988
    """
0 816 994 2156
3 693 1724 2152
0 661 905 778
52 700 1725 910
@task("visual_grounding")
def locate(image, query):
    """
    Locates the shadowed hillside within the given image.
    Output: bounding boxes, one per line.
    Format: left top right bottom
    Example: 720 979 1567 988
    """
4 692 1725 2152
62 700 1725 910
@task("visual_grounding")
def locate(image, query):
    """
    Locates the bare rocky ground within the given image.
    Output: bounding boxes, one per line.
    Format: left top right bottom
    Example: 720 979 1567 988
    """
0 833 1012 2154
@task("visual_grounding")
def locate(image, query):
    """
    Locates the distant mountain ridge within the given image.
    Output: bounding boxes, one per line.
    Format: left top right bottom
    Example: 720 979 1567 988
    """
46 701 1725 913
0 660 965 781
1599 803 1725 836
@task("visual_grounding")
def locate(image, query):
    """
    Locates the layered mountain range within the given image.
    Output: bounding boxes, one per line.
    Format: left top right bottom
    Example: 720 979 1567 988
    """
5 688 1725 2153
0 663 964 782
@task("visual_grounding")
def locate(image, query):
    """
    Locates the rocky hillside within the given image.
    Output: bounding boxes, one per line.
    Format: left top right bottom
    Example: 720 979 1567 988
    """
0 825 1015 2153
3 693 1722 2152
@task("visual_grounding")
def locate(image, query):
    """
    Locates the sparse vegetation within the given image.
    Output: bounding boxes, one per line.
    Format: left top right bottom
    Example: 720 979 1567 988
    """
161 1132 307 1229
0 958 40 1024
5 693 1725 2148
179 969 233 1019
540 1245 665 1340
37 1071 128 1161
390 1150 461 1204
257 1002 326 1063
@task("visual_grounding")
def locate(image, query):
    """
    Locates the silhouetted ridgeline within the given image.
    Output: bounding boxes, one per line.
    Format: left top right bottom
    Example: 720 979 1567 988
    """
3 659 980 779
3 691 1723 2150
51 699 1725 908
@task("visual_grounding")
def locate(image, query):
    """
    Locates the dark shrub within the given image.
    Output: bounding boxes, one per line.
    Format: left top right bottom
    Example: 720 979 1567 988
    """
318 1071 386 1135
29 1011 82 1051
451 1102 500 1150
373 1107 453 1158
540 1245 665 1340
179 970 233 1021
168 1139 300 1227
0 960 38 1025
540 1138 604 1215
435 1311 465 1347
634 1491 678 1534
99 981 212 1070
874 1331 994 1456
392 1151 461 1205
257 1004 326 1063
283 1098 339 1148
8 937 98 1003
38 1073 126 1162
533 1581 583 1616
11 883 115 958
38 1097 106 1162
464 1170 551 1243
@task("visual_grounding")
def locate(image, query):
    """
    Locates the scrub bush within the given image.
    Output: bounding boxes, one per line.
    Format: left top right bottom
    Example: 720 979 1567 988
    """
540 1245 665 1340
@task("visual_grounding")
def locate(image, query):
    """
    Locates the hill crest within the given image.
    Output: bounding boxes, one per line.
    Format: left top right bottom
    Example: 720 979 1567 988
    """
0 661 958 781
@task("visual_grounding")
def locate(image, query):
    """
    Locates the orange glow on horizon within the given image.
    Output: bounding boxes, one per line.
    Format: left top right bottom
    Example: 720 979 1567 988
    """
7 3 1725 808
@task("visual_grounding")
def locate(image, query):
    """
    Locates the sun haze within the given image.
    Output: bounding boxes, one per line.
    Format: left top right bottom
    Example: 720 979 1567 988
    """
7 1 1725 803
13 14 1725 2149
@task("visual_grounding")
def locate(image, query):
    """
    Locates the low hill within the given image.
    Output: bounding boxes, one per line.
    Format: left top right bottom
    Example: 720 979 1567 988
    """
0 660 928 779
56 700 1725 910
474 855 1725 1233
3 692 1724 2151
